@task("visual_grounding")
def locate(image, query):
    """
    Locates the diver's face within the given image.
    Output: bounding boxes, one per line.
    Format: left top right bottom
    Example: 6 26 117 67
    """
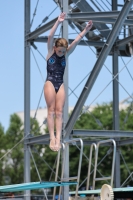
54 46 67 57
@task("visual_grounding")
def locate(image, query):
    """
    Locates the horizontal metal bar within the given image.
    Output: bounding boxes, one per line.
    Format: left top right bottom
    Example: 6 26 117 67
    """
69 17 133 25
71 139 133 147
118 138 133 146
32 36 133 51
25 134 50 144
95 177 111 181
25 131 133 146
67 11 133 19
33 37 131 57
116 34 133 46
61 177 78 181
72 130 133 137
33 37 104 47
75 140 112 146
90 18 133 25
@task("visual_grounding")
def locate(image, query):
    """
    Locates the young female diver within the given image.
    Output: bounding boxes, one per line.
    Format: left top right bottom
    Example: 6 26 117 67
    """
44 12 93 151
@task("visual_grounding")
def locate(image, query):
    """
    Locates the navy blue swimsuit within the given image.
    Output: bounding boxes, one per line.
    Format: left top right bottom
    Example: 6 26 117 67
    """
46 52 66 93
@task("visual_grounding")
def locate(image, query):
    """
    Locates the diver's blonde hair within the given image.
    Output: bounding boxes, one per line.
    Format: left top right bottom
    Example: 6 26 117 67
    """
54 38 68 48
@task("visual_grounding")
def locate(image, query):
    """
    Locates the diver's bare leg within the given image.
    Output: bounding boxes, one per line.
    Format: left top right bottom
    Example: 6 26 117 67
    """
44 81 56 151
55 84 65 151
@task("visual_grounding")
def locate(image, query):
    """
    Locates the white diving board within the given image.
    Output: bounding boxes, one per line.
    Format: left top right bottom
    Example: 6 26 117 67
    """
0 181 77 192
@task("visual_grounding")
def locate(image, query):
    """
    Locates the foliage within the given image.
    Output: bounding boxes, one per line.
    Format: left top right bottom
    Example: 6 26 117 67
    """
74 103 113 130
4 114 24 185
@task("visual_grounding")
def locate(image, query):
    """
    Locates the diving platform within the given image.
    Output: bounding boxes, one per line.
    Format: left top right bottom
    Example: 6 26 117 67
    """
0 181 77 192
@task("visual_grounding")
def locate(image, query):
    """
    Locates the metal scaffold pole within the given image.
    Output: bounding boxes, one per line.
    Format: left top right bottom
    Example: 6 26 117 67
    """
24 1 31 200
112 0 120 188
62 0 69 199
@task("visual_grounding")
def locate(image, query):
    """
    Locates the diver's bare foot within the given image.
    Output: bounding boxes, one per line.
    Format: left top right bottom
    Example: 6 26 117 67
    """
49 137 56 151
55 137 61 151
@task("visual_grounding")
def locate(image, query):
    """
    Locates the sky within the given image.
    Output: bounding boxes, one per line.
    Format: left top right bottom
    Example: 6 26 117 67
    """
0 0 133 132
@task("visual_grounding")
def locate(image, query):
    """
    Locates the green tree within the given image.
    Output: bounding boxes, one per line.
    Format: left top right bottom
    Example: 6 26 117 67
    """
4 114 24 184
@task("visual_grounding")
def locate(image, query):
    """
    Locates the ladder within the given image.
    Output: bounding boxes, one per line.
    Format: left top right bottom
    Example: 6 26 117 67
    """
86 139 116 190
